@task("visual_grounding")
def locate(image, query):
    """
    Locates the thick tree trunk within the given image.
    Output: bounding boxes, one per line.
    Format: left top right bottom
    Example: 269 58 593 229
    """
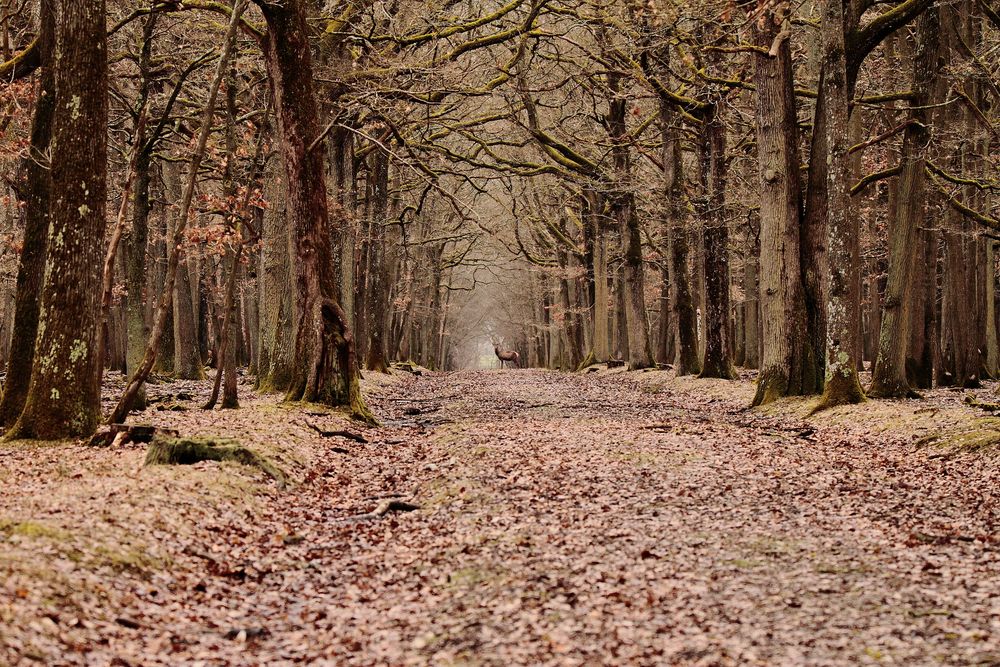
256 160 295 392
987 242 999 376
815 0 865 410
120 13 158 411
7 0 107 439
748 1 816 405
328 126 357 336
907 223 936 388
169 160 204 381
655 259 671 366
0 0 53 428
151 164 174 374
743 227 761 369
256 0 372 420
585 190 609 364
621 204 653 370
219 61 241 409
802 68 829 393
869 8 939 398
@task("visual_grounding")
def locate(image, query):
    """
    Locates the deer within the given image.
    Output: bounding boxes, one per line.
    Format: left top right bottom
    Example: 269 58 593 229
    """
493 340 521 369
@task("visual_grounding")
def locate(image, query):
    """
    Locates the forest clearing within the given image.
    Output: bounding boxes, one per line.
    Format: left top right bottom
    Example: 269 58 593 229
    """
1 367 998 665
1 0 999 664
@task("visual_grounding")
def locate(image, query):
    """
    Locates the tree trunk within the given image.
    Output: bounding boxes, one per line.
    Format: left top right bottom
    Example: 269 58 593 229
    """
585 190 609 363
987 242 999 376
0 0 53 428
660 98 700 375
256 158 295 392
121 12 158 411
255 0 371 420
748 1 817 406
7 0 107 439
655 258 671 366
169 160 204 381
815 0 865 410
907 223 936 388
802 67 829 393
151 163 174 374
743 225 761 369
364 146 391 373
698 104 735 380
869 7 939 398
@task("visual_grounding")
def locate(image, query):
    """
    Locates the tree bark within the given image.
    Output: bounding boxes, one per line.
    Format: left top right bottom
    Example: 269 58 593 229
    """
254 0 372 421
815 0 865 410
748 1 817 405
364 146 391 373
698 104 736 380
169 160 204 381
869 7 939 398
0 0 53 428
256 158 295 392
743 223 761 369
660 97 700 376
584 189 609 364
121 11 158 411
7 0 107 440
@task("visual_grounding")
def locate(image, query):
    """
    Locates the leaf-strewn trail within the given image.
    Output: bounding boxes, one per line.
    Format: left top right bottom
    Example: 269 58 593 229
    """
3 369 1000 665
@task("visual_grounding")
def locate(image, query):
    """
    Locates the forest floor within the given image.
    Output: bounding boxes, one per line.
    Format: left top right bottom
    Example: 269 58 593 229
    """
1 367 1000 666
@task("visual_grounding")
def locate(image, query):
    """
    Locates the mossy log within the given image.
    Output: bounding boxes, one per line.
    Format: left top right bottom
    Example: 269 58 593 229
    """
145 436 285 484
964 394 1000 412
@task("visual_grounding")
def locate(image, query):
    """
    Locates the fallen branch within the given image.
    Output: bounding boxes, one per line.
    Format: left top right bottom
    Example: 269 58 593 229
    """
303 421 368 443
336 499 421 523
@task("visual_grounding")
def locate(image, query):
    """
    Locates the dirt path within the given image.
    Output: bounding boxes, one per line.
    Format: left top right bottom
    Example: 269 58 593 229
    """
3 369 1000 665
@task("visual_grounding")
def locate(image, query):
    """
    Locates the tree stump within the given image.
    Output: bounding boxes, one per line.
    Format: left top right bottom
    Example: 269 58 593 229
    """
144 436 285 485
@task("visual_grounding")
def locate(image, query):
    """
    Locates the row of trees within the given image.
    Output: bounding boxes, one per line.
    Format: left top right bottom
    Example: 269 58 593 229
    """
450 0 999 410
0 0 997 439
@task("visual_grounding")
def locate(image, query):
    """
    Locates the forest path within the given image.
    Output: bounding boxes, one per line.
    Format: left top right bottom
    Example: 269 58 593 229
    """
3 369 999 666
225 368 999 665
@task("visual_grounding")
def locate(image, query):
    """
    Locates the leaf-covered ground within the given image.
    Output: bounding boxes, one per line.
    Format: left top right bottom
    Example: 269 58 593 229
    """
2 368 999 665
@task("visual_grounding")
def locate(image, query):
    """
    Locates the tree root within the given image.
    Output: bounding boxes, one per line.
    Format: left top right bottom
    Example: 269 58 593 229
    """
303 421 368 443
575 350 598 372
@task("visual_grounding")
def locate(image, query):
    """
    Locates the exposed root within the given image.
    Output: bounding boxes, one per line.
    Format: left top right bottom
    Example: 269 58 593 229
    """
303 421 368 443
